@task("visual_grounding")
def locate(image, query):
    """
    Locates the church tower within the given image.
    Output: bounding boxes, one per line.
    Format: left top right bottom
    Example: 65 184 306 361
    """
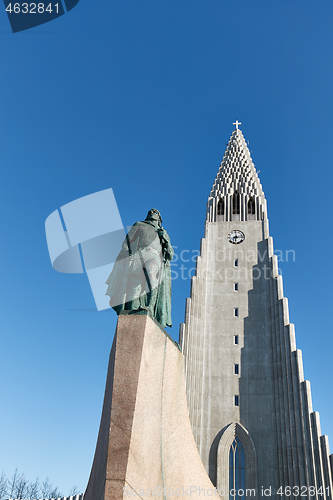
180 123 333 499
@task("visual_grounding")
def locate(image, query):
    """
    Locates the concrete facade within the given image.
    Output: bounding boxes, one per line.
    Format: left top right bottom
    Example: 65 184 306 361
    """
180 127 333 499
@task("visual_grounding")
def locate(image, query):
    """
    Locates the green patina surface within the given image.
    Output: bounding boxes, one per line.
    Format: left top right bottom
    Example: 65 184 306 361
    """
106 209 173 329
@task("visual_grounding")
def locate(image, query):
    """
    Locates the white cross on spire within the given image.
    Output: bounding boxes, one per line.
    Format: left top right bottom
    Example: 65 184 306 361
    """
233 120 241 130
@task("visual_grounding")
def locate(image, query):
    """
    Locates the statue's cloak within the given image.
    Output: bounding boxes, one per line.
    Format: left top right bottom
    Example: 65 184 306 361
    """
105 221 173 328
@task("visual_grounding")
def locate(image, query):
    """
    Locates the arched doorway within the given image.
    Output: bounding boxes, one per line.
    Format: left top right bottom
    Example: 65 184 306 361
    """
216 422 258 497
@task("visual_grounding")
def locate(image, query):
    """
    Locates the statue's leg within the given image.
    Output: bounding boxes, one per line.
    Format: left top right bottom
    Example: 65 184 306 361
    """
125 282 142 311
146 289 158 314
144 263 160 315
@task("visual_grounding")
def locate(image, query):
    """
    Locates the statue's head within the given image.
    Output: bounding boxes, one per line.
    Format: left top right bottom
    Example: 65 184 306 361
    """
146 208 162 225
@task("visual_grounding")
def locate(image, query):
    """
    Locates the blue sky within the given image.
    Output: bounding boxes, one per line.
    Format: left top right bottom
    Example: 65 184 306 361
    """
0 0 332 494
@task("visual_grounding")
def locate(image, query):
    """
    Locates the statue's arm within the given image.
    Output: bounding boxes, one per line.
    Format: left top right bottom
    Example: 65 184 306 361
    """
118 223 140 257
158 228 174 261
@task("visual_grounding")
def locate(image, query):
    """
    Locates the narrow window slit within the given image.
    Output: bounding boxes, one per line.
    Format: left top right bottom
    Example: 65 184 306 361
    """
248 196 255 214
217 199 224 216
233 191 240 215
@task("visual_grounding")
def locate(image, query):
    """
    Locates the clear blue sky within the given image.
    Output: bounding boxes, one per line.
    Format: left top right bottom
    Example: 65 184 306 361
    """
0 0 332 494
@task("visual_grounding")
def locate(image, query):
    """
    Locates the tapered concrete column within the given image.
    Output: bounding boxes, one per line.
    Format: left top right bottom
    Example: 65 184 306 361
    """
84 312 215 500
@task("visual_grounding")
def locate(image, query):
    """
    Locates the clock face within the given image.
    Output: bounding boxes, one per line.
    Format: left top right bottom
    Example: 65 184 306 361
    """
228 230 245 245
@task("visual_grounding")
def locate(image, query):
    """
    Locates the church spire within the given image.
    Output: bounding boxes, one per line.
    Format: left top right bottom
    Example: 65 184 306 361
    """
207 124 267 222
180 125 333 496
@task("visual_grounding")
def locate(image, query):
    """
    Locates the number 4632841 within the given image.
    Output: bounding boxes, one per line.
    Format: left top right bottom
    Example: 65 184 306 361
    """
6 3 59 13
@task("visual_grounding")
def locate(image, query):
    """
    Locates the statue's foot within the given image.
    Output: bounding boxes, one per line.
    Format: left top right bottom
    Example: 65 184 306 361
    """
125 299 141 311
138 305 155 316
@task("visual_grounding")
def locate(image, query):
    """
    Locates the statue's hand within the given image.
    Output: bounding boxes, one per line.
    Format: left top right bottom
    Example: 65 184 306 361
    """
157 228 166 238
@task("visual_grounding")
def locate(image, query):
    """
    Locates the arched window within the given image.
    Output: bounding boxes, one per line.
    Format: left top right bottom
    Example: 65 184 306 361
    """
217 199 224 216
248 197 255 215
232 191 240 215
229 437 245 499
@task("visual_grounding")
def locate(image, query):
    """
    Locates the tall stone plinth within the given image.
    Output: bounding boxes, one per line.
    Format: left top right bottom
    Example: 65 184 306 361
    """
84 312 215 500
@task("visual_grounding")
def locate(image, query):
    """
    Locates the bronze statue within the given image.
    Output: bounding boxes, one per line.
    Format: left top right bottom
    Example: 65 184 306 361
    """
105 209 173 328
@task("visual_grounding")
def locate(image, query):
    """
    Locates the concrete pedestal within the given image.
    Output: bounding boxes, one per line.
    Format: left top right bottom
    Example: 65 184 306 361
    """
84 312 215 499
